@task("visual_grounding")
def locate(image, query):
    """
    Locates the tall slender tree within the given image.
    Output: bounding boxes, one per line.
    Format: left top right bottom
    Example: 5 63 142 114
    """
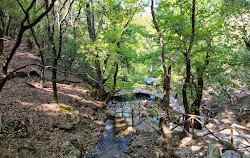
0 8 4 55
45 0 75 103
151 0 175 157
182 0 196 132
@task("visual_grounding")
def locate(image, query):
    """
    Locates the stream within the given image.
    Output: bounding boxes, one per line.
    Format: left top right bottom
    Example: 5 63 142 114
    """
86 94 184 157
86 117 134 158
86 96 155 158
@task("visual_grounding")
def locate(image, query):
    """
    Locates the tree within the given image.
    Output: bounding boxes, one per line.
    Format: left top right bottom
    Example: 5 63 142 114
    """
45 0 75 103
151 0 175 157
182 0 196 131
83 0 143 101
221 0 249 50
0 8 4 55
0 0 56 92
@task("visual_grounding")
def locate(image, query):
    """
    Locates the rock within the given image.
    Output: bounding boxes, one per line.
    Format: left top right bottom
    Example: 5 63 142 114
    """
127 127 136 133
178 147 193 158
18 145 38 158
59 141 82 158
207 144 221 158
243 155 250 158
222 150 241 158
58 123 74 131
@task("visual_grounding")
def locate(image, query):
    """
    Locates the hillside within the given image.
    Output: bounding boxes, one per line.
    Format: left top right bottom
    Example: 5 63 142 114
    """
0 41 107 157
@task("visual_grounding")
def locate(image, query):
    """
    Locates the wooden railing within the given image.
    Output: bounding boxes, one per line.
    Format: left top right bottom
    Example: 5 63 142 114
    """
108 103 250 151
170 113 250 150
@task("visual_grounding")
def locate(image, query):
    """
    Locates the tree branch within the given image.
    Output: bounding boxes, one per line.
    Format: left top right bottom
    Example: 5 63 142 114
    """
24 0 56 29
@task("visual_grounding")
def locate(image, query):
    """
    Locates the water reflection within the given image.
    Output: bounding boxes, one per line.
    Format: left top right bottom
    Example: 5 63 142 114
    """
86 118 134 158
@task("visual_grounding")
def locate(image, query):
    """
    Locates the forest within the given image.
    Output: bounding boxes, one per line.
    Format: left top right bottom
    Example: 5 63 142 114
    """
0 0 249 157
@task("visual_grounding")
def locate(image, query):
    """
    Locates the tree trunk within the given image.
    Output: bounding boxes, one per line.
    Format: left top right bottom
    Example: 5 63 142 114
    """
29 25 45 87
113 61 119 90
46 4 58 103
64 26 77 80
182 56 191 132
192 40 211 129
0 9 4 55
50 30 58 103
86 0 106 100
192 67 203 129
151 0 175 157
160 66 174 157
26 34 33 50
52 58 58 103
5 16 10 36
242 37 250 51
0 27 25 91
182 0 196 134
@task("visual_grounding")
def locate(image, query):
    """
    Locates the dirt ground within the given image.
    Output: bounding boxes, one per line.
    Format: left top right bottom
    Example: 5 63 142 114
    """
0 42 107 157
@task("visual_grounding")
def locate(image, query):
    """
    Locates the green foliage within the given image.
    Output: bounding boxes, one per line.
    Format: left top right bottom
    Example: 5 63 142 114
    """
3 0 249 106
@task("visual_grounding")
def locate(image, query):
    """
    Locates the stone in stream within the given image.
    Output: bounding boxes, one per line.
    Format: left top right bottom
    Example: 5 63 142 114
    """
207 144 221 158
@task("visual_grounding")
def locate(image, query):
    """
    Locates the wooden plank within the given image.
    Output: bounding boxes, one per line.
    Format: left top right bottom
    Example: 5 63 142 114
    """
233 127 250 144
194 117 226 145
198 127 230 138
237 145 250 149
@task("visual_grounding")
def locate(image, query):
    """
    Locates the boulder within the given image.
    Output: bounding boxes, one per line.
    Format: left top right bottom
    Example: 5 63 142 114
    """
207 144 221 158
221 150 241 158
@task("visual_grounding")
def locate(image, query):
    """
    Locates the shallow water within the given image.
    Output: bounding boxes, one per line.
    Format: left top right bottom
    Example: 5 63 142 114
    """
86 119 134 158
86 96 157 158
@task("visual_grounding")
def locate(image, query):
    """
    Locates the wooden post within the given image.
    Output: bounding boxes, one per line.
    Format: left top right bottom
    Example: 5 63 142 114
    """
192 117 194 138
231 126 233 145
132 109 134 127
122 103 124 117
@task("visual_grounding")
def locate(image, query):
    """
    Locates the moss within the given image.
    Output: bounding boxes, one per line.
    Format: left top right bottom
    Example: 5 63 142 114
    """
58 103 77 113
74 99 82 107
